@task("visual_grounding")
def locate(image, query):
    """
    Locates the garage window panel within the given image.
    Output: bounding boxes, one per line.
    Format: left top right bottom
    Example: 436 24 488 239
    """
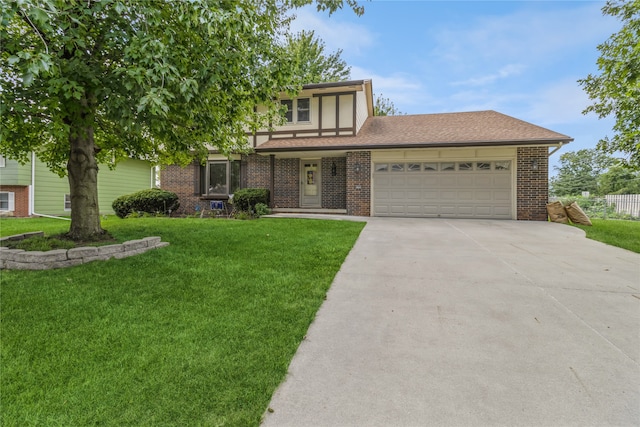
441 162 455 171
495 161 510 170
477 162 491 170
407 163 421 172
458 162 473 171
391 163 405 172
423 163 438 171
375 163 389 172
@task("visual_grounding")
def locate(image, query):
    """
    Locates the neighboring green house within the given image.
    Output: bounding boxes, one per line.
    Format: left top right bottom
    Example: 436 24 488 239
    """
0 154 155 217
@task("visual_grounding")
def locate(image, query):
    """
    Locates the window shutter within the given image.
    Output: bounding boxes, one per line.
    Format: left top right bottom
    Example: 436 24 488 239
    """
8 192 15 211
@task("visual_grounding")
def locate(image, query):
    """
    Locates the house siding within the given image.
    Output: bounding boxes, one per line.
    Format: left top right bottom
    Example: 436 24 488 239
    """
346 151 371 216
33 157 152 216
516 147 549 221
0 158 32 186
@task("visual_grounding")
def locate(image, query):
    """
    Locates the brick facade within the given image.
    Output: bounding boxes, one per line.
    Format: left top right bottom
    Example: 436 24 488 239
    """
321 157 347 209
160 163 201 215
346 151 371 216
273 158 299 208
244 154 271 189
0 185 29 217
517 147 549 221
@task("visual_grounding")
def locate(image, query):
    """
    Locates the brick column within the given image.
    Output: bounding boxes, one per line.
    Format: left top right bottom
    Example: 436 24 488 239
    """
273 158 299 208
346 151 371 216
321 157 346 209
517 147 549 221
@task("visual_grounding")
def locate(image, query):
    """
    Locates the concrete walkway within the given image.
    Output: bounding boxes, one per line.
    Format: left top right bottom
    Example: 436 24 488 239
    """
261 218 640 427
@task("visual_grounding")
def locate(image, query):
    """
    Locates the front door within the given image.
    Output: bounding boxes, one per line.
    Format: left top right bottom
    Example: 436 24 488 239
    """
301 160 321 207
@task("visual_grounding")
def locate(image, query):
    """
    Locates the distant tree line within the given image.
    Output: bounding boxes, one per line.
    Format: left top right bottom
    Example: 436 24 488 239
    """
550 149 640 196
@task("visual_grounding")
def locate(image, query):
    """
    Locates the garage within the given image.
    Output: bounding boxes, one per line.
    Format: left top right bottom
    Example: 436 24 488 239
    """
373 160 513 219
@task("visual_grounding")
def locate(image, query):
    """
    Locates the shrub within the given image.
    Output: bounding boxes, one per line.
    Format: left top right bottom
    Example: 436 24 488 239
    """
254 203 271 217
112 188 180 218
233 188 269 212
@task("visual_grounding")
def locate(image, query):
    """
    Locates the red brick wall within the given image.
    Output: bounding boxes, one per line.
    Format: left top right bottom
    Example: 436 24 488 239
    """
245 154 271 189
273 158 299 208
321 157 346 209
517 147 549 221
160 163 202 215
346 151 371 216
0 185 29 217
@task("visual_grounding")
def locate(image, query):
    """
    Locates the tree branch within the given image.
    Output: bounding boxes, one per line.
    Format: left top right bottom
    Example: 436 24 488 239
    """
17 8 50 54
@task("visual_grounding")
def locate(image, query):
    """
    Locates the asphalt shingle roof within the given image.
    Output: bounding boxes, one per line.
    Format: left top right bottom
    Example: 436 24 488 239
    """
256 110 573 152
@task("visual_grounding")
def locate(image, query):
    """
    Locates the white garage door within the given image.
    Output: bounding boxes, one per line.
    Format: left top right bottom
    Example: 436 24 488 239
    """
373 160 513 219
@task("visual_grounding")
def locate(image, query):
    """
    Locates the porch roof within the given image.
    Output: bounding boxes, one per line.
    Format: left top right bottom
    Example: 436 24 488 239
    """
255 110 573 153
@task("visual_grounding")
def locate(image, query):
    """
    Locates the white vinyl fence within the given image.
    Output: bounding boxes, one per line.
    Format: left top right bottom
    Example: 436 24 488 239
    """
551 194 640 220
605 194 640 217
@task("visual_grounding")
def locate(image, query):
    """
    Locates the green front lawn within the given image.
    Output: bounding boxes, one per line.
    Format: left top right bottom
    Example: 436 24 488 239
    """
0 217 365 426
573 218 640 253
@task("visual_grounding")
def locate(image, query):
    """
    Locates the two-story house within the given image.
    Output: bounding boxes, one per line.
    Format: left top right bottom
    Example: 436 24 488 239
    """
161 79 573 220
0 154 155 217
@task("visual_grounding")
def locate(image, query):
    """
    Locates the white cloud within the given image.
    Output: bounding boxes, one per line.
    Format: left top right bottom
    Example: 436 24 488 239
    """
288 7 374 56
430 3 618 71
451 64 526 87
350 65 431 112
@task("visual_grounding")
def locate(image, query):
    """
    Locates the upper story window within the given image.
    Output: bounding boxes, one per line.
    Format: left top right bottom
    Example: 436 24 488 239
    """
64 194 71 211
0 155 5 167
281 98 311 124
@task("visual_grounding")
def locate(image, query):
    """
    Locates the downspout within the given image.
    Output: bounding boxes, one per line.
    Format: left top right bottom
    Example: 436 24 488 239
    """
30 152 71 221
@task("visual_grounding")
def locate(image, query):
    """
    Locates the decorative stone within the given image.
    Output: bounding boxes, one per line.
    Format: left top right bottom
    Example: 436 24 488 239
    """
68 247 99 259
0 234 169 270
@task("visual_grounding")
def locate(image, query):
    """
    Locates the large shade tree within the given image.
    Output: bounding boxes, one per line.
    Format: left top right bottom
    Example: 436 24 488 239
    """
0 0 362 240
579 0 640 169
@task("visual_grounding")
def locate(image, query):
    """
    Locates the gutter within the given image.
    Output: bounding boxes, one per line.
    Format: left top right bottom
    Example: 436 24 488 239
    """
29 151 71 221
255 138 575 154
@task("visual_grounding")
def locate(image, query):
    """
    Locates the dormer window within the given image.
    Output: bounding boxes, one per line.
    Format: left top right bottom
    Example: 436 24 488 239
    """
281 98 310 123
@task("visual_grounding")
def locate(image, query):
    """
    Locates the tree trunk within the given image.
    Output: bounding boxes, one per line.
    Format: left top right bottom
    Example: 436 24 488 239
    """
67 124 104 241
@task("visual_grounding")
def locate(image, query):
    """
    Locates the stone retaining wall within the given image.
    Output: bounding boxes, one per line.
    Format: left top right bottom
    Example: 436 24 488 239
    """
0 235 169 270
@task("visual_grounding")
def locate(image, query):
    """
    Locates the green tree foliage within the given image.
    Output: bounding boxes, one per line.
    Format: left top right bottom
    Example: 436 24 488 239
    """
0 0 362 240
578 0 640 170
284 30 350 84
598 164 640 194
374 93 404 116
550 149 615 196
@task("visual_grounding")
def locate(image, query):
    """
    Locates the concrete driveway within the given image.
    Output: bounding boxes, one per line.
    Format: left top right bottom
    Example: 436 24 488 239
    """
261 218 640 427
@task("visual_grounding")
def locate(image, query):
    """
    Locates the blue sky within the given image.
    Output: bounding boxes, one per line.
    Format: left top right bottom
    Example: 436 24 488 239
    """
289 1 620 172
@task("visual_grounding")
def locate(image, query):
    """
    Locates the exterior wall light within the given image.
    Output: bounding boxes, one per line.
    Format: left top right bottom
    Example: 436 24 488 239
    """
331 161 337 176
531 159 538 170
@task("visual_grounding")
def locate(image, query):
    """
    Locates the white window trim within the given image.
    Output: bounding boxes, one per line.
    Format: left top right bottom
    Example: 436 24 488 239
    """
0 192 15 211
281 98 311 124
0 155 5 167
